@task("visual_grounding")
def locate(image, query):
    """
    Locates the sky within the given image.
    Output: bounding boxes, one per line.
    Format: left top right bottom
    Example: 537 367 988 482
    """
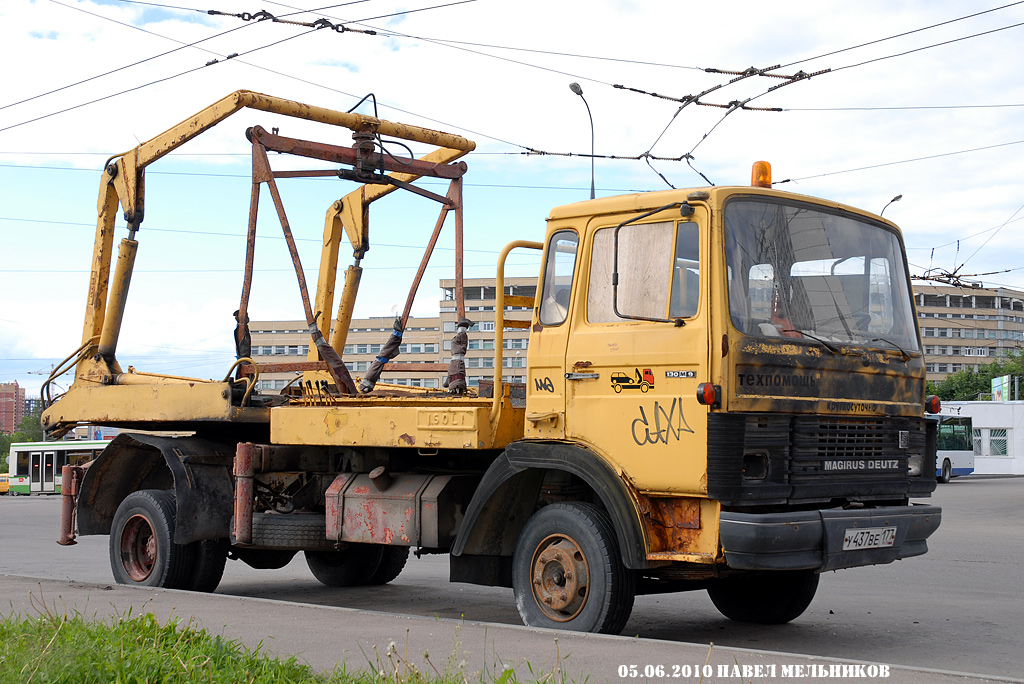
2 0 1024 399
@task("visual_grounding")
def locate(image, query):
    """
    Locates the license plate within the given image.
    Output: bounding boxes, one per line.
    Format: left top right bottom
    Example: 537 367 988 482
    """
842 526 896 551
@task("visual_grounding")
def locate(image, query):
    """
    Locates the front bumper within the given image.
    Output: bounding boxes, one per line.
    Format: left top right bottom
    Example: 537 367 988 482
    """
719 504 941 572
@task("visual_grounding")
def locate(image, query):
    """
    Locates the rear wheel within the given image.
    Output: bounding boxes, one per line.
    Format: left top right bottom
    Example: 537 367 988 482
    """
707 570 819 624
512 502 635 634
184 538 229 592
305 545 381 587
109 489 194 588
938 459 952 484
365 546 410 585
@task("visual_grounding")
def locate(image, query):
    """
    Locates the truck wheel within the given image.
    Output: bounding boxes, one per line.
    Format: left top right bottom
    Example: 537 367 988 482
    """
707 570 819 624
184 538 228 592
640 383 650 393
613 384 622 393
512 502 635 634
233 548 296 569
305 545 380 587
365 547 410 585
109 489 194 588
938 459 952 484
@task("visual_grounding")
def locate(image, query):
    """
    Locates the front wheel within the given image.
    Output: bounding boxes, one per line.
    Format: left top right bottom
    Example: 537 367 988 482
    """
109 489 194 588
707 570 819 624
512 502 635 634
938 459 952 484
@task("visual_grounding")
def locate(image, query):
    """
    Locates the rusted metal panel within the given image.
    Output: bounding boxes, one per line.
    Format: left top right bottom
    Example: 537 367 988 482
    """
324 473 475 548
638 494 701 554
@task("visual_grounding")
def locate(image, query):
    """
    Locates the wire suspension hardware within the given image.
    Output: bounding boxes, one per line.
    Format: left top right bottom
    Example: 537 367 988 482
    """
206 8 378 35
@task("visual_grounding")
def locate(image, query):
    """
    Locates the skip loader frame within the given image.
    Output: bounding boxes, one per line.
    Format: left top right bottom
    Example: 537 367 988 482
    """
44 92 941 634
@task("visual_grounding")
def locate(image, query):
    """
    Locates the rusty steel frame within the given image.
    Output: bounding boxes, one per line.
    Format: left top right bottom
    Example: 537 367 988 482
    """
243 125 469 394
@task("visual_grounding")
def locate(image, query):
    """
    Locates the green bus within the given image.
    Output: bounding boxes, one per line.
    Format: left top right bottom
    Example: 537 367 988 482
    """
6 441 107 495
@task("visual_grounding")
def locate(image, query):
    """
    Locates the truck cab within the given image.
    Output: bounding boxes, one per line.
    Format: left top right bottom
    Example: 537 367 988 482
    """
485 180 940 630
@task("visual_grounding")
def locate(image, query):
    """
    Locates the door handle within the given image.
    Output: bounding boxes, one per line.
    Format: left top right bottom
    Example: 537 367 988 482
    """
564 372 599 380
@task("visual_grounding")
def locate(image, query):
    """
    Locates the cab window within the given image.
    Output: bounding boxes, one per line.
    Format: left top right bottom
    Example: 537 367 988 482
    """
588 221 699 323
538 230 579 326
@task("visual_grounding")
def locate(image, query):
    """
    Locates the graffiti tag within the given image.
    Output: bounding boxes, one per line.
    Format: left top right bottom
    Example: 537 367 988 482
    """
631 397 695 446
534 376 555 393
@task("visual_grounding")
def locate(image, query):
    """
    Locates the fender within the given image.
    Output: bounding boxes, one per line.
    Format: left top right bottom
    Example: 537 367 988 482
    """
452 441 650 569
76 433 234 544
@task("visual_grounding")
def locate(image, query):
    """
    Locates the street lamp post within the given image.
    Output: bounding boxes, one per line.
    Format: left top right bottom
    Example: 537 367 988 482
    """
569 82 595 200
880 194 902 216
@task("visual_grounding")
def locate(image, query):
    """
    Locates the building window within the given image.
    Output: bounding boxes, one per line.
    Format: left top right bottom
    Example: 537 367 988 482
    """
990 429 1009 456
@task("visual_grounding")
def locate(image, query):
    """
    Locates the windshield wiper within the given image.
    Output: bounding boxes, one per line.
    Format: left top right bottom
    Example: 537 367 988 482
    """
869 337 911 361
779 329 841 355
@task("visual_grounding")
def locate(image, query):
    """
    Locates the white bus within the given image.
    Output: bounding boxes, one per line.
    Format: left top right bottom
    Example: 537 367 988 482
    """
6 441 107 495
934 415 975 483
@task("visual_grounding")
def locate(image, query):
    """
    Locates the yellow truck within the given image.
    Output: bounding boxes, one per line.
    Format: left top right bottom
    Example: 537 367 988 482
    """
43 92 941 633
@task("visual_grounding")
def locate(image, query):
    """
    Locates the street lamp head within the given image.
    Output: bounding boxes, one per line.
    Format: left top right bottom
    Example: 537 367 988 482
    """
880 193 903 216
569 82 583 96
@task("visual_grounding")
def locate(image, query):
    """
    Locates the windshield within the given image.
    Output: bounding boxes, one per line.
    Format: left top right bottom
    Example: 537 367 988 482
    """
725 197 920 353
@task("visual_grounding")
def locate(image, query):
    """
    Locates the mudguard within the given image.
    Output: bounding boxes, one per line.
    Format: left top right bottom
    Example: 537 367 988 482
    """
452 441 650 569
76 433 234 544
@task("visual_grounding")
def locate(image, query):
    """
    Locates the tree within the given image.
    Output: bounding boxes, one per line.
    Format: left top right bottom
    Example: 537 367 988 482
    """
930 351 1024 401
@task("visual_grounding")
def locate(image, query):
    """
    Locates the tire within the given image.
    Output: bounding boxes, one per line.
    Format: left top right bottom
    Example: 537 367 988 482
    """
613 384 622 393
233 548 296 570
938 459 952 484
305 545 382 587
365 546 410 585
184 538 228 592
707 570 819 624
640 383 650 393
109 489 194 588
512 502 635 634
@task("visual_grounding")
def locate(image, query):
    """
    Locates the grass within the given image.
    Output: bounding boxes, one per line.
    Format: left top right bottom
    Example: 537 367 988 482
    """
0 599 581 684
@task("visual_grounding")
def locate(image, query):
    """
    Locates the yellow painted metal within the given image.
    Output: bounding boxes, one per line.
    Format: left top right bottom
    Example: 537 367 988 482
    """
310 201 345 348
81 176 119 348
270 399 524 449
39 383 268 432
490 240 543 422
332 266 362 352
97 239 138 361
559 203 711 495
58 90 478 432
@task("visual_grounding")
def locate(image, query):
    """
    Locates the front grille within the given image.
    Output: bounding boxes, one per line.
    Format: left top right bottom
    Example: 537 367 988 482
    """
708 413 928 507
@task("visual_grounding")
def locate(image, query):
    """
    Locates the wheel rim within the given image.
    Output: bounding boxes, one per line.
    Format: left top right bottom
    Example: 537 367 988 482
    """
120 514 157 581
530 533 590 622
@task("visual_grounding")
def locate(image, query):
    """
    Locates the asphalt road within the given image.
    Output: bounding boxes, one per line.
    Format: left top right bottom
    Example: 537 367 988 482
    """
2 477 1022 680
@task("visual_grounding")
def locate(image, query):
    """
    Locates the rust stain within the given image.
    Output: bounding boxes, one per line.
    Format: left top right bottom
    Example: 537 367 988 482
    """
398 433 416 445
639 495 701 553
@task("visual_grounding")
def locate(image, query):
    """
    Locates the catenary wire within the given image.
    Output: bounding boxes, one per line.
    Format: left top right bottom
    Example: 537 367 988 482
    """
779 1 1024 70
9 2 532 151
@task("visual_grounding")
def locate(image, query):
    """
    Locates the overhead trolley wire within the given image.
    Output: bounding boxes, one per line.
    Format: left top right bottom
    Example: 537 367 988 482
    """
3 0 531 151
779 0 1024 70
0 27 320 135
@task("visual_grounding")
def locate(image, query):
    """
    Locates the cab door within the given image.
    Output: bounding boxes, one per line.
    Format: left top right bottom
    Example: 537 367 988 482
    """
564 208 711 494
525 228 580 439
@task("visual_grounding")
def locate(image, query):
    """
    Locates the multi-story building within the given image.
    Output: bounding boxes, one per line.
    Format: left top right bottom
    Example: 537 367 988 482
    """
249 277 536 393
914 283 1024 383
440 277 534 387
249 279 1024 389
1 381 26 433
24 398 43 417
